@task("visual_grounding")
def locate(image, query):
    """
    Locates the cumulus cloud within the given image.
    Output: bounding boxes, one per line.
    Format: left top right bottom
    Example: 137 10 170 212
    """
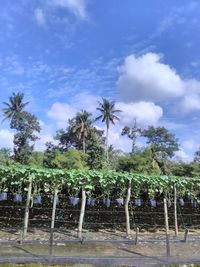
34 8 46 26
183 139 198 150
47 102 77 128
104 101 163 152
0 130 14 149
48 0 87 19
35 133 56 151
73 92 99 114
180 94 200 112
117 101 163 128
117 53 184 102
107 125 132 152
174 149 192 162
117 52 200 114
179 80 200 112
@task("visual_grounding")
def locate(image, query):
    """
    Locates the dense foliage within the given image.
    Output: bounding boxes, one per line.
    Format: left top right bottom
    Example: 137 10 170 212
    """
0 165 200 200
2 92 41 164
2 92 200 178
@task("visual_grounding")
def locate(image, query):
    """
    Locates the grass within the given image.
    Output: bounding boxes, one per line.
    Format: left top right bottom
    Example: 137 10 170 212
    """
0 242 119 257
0 265 94 267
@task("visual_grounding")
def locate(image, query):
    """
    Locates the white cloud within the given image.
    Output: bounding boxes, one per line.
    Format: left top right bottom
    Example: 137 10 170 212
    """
174 149 192 162
183 139 198 150
117 101 163 128
0 130 14 149
48 0 87 19
35 133 56 151
47 102 77 128
34 8 46 26
107 125 132 152
117 53 184 102
47 92 100 128
73 92 99 114
117 52 200 114
180 94 200 112
180 80 200 112
94 101 163 152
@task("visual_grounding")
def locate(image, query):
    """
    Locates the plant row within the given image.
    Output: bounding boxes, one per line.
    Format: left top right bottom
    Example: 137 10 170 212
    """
0 166 200 199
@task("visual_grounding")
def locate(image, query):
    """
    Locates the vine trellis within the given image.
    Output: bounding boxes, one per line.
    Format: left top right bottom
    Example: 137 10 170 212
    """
0 165 200 240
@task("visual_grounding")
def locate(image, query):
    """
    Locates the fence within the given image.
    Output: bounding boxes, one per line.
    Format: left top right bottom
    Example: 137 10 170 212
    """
0 190 199 258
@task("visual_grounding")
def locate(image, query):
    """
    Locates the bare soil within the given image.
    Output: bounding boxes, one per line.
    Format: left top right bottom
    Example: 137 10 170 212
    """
0 228 200 266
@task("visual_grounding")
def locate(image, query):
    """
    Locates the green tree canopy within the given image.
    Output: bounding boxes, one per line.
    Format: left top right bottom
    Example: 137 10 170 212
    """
72 110 94 153
52 149 88 169
2 92 41 164
143 126 179 158
117 148 161 175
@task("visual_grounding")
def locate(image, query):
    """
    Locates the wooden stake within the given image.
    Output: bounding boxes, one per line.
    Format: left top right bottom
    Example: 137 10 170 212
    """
125 181 131 237
135 227 139 244
184 228 189 242
174 184 179 237
164 197 170 257
50 189 58 255
22 176 32 240
78 188 86 240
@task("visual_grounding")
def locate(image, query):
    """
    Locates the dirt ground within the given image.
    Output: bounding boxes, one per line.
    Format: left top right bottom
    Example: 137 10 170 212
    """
0 228 200 266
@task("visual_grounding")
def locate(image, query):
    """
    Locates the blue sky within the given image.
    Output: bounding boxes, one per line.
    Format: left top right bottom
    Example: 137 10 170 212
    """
0 0 200 161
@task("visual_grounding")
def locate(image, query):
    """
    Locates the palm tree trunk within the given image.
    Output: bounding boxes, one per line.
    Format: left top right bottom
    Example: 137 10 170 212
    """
106 126 109 161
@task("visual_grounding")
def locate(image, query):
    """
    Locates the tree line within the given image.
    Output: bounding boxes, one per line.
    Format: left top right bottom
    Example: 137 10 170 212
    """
1 92 200 177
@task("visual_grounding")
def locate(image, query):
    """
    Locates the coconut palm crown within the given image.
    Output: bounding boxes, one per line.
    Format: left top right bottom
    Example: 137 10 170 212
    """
96 98 121 161
2 92 29 126
73 110 94 153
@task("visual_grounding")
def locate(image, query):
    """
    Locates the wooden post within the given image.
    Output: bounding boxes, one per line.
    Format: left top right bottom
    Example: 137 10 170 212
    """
22 176 32 240
50 189 58 255
174 184 179 237
125 181 131 237
78 188 86 240
135 227 139 244
164 197 170 257
184 228 189 242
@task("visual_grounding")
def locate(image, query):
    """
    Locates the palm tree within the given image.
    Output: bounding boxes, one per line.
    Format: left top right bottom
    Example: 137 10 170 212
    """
2 92 29 126
73 110 93 153
96 98 121 161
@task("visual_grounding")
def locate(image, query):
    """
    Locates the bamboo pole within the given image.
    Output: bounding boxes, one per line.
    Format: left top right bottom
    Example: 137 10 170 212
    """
174 184 179 237
125 181 131 237
22 175 32 240
164 197 170 257
50 189 58 255
78 188 86 240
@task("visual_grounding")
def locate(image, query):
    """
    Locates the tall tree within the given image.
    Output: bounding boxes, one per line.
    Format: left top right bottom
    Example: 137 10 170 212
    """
56 120 105 169
2 92 41 164
13 111 41 163
0 148 13 165
72 110 93 153
117 148 161 175
143 126 179 174
2 92 28 127
194 147 200 162
96 98 121 161
143 126 179 158
121 118 142 153
43 142 58 168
